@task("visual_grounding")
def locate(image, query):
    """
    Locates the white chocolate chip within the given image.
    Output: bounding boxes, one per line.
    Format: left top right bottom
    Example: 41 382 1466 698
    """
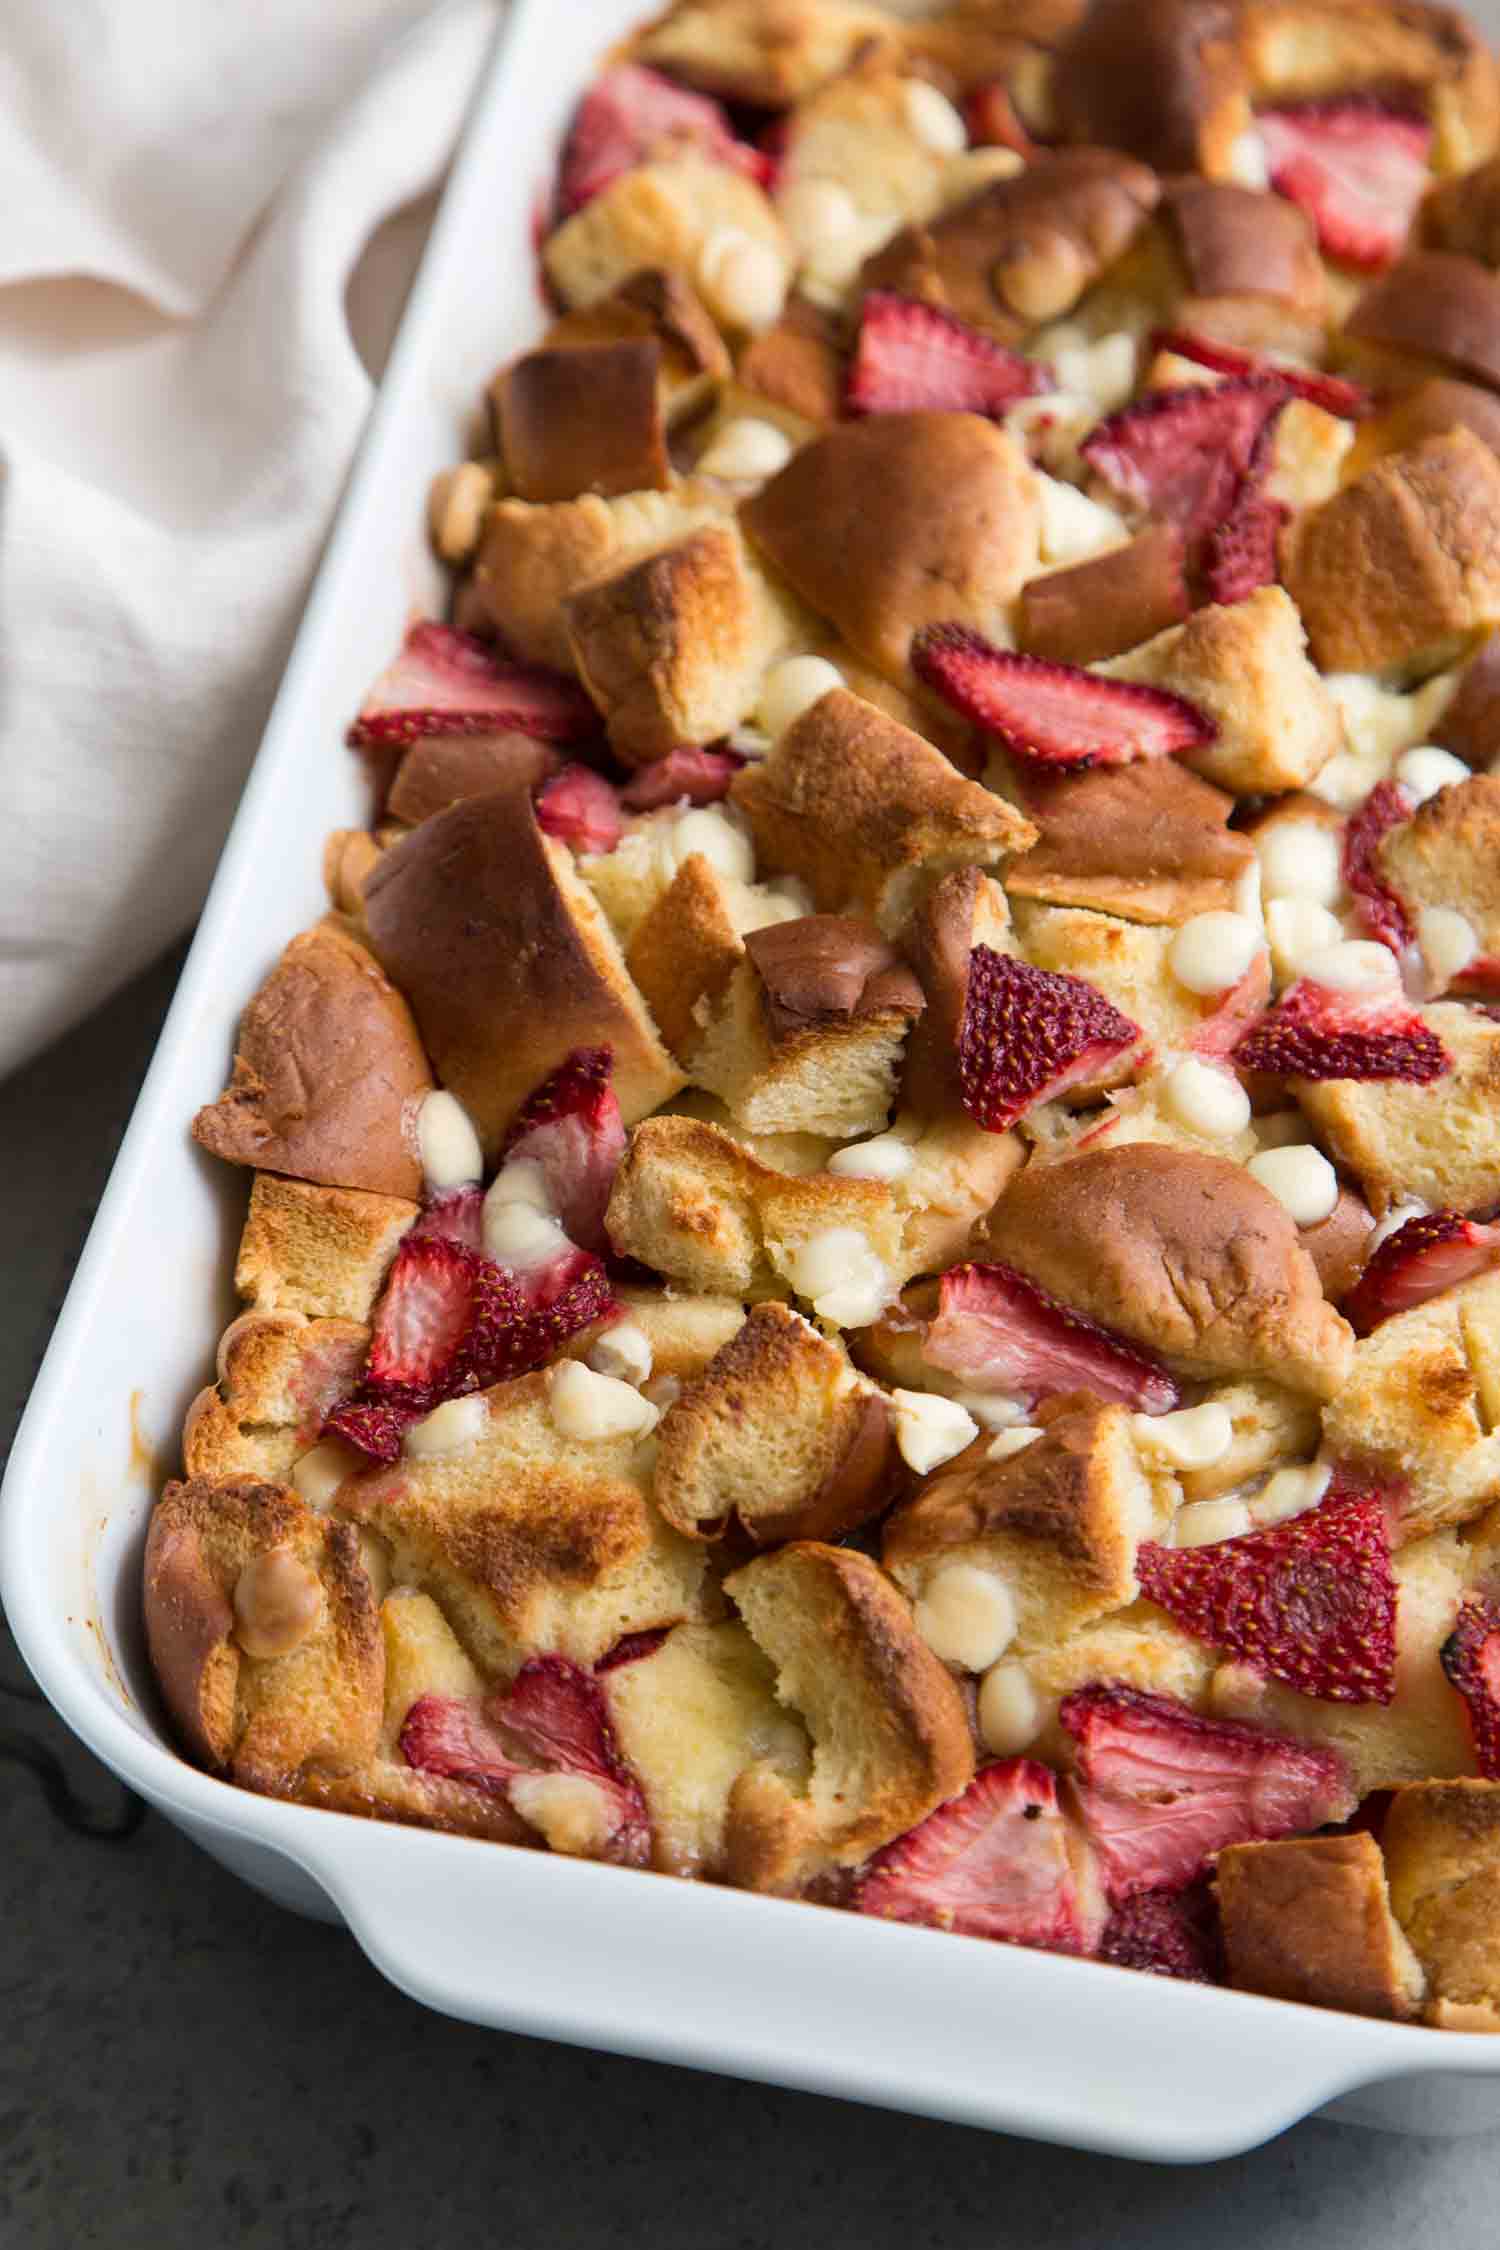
403 1394 488 1458
1310 752 1387 811
891 1389 979 1475
783 1226 892 1327
1250 1460 1332 1528
1161 1056 1252 1140
1225 128 1270 189
778 176 859 261
667 804 757 885
508 1771 615 1857
698 226 787 331
548 1360 661 1441
1036 472 1128 566
484 1156 551 1212
697 416 795 483
1395 745 1469 804
642 1373 682 1413
232 1547 324 1661
914 1562 1018 1672
415 1088 484 1194
291 1440 357 1510
826 1133 917 1181
1369 1197 1429 1250
483 1197 569 1272
587 1322 654 1387
977 1658 1044 1756
987 1425 1042 1460
953 1391 1029 1430
427 461 494 567
1265 897 1344 984
1247 1143 1339 1226
1134 1401 1234 1471
1418 904 1479 989
903 77 968 154
940 147 1025 202
757 654 844 739
1168 911 1263 996
1256 821 1342 908
1299 938 1401 994
1174 1498 1252 1548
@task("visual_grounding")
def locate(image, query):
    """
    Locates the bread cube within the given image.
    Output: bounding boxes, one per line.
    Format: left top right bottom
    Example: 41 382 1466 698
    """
1217 1833 1425 2021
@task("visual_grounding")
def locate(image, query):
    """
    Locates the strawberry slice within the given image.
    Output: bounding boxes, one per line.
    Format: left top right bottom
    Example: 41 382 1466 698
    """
470 1243 618 1382
1149 330 1371 420
924 1260 1182 1414
1080 377 1289 555
1258 99 1433 271
347 623 598 750
846 293 1052 420
912 630 1215 772
959 944 1140 1130
853 1758 1102 1952
535 763 625 855
1137 1475 1398 1704
1060 1683 1355 1903
320 1395 419 1466
1344 1210 1500 1336
1189 947 1271 1060
1342 778 1415 952
501 1048 625 1252
1233 976 1451 1082
556 64 766 218
619 746 743 809
1441 1594 1500 1779
1098 1880 1223 1984
963 81 1038 160
1203 478 1287 607
365 1235 493 1399
410 1185 486 1253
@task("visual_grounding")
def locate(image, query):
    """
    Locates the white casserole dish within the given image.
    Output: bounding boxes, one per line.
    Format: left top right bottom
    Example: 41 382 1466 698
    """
8 0 1500 2161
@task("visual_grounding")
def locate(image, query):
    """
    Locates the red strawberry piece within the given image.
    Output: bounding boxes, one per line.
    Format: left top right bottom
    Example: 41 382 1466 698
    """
958 943 1140 1130
1344 1210 1500 1336
347 622 598 751
595 1627 671 1673
1060 1683 1355 1903
501 1047 626 1252
1441 1595 1500 1779
846 293 1051 420
1189 947 1271 1060
1258 98 1433 271
1342 777 1416 952
912 630 1215 772
1098 1879 1224 1984
465 1243 619 1387
399 1692 522 1794
556 64 762 218
1136 1477 1398 1705
410 1185 486 1253
618 745 743 810
1148 329 1371 420
365 1234 492 1399
535 762 625 855
963 80 1038 159
1080 376 1290 556
320 1394 419 1466
1233 974 1450 1082
1203 477 1288 607
853 1758 1103 1952
924 1260 1182 1414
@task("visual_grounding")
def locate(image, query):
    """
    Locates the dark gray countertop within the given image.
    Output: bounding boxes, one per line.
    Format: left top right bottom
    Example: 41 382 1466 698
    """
5 948 1500 2248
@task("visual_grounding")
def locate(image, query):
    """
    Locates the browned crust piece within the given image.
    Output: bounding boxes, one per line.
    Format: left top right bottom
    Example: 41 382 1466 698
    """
1435 630 1500 765
385 732 562 826
654 1302 900 1544
191 922 432 1201
144 1476 382 1788
1280 427 1500 675
541 265 730 426
1216 1833 1426 2021
632 0 899 108
1017 525 1189 668
978 1142 1355 1396
1052 0 1248 175
1345 251 1500 394
234 1173 416 1323
625 850 749 1061
362 787 682 1157
1385 1780 1500 2028
731 689 1035 936
1423 153 1500 267
740 413 1041 683
1344 376 1500 482
737 294 846 429
723 1541 975 1889
1003 758 1254 927
182 1310 369 1485
1158 176 1326 341
1299 1186 1377 1303
1377 772 1500 959
494 340 670 504
898 866 1013 1120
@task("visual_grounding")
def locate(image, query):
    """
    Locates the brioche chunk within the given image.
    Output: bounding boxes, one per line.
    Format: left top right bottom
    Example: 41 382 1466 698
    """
1377 772 1500 961
1217 1834 1426 2021
544 155 788 314
1294 1004 1500 1217
1241 0 1500 172
566 1287 746 1386
182 1311 368 1485
900 867 1014 1120
539 266 731 429
1004 758 1253 928
634 0 895 108
723 1542 975 1888
625 851 801 1063
471 486 723 670
494 340 670 504
385 732 562 828
234 1174 416 1324
1385 1781 1500 2028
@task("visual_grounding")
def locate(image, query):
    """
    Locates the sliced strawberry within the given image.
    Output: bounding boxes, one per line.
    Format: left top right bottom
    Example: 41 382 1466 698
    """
347 623 598 750
556 64 764 218
399 1691 520 1794
619 746 743 809
320 1395 419 1466
365 1235 490 1398
468 1243 618 1384
959 944 1140 1130
1203 479 1287 607
963 81 1038 160
1098 1880 1224 1984
410 1186 486 1253
1342 778 1415 952
1138 1476 1397 1704
1441 1594 1500 1779
1258 98 1433 271
924 1260 1182 1414
912 630 1215 773
1233 975 1450 1082
1149 330 1371 421
1080 376 1289 554
1189 947 1272 1060
847 293 1051 420
1345 1211 1500 1336
535 763 625 855
853 1758 1102 1952
501 1048 625 1252
1060 1683 1355 1903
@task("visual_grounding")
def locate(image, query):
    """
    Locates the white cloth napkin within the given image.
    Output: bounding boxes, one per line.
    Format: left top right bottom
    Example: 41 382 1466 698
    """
0 0 500 1076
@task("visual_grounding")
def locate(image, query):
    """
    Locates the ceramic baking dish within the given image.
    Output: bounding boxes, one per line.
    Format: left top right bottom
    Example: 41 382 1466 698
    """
9 0 1500 2161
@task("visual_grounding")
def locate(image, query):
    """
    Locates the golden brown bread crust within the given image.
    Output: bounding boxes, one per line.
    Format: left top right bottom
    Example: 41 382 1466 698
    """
1004 758 1254 927
543 265 730 398
737 295 845 428
495 340 670 504
979 1142 1355 1396
1160 177 1324 317
1017 525 1189 668
745 915 926 1041
1053 0 1246 174
1435 630 1500 765
1377 772 1500 961
1346 251 1500 393
898 866 1013 1120
1299 1186 1376 1303
1344 375 1500 483
191 923 431 1200
1281 427 1500 675
1217 1833 1426 2021
740 415 1041 684
624 851 748 1060
182 1310 368 1485
1385 1780 1500 2026
362 787 682 1156
633 0 896 107
469 484 719 669
235 1173 416 1323
1423 154 1500 267
732 690 1035 936
385 732 561 827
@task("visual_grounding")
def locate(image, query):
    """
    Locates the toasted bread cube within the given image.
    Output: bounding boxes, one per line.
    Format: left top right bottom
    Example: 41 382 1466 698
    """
470 485 722 670
182 1311 369 1486
1024 1602 1218 1763
544 155 789 317
634 0 895 109
566 1285 746 1389
1217 1833 1425 2021
1295 1003 1500 1217
540 265 731 430
1377 772 1500 964
378 1587 489 1752
1385 1780 1500 2028
1003 758 1254 930
1009 900 1208 1074
1262 397 1354 512
494 339 670 505
892 1110 1026 1278
625 851 803 1061
1241 0 1500 173
234 1174 416 1323
774 64 951 301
